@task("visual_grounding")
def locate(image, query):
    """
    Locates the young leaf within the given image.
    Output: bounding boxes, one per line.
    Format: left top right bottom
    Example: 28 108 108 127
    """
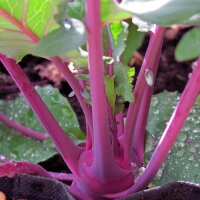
175 28 200 61
34 18 87 57
109 21 129 61
146 91 200 185
114 65 134 102
0 0 62 60
105 75 116 108
117 0 200 26
122 20 145 65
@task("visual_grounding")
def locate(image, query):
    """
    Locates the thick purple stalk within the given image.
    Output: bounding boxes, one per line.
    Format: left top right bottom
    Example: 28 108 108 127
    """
51 57 93 134
85 0 124 180
0 112 47 141
117 111 124 137
0 54 82 175
108 57 200 198
123 27 165 164
132 41 164 166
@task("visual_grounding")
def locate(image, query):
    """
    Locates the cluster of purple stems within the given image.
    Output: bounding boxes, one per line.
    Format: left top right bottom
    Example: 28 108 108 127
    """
1 1 200 199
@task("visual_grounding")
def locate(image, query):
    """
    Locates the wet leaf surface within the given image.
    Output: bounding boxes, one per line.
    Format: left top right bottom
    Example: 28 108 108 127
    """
146 91 200 185
0 85 84 163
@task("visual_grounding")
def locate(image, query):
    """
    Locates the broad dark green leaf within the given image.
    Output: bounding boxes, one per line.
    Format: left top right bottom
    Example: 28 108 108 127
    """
34 18 87 57
117 0 200 26
0 85 84 163
146 91 200 186
175 28 200 61
122 20 145 65
114 65 134 102
0 0 62 60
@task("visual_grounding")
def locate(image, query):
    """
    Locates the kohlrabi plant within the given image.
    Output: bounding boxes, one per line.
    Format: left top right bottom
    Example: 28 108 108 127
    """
0 0 200 199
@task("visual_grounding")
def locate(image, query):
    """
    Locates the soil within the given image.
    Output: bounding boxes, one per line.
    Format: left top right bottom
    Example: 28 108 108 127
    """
0 27 194 172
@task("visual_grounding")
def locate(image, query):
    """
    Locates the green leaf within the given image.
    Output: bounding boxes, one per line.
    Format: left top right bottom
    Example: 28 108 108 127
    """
175 28 200 61
109 21 129 61
146 91 200 185
66 50 88 70
122 20 145 65
114 65 134 102
105 75 116 108
0 0 62 60
67 0 85 20
34 18 87 57
101 0 131 23
0 85 84 163
61 0 131 24
117 0 200 26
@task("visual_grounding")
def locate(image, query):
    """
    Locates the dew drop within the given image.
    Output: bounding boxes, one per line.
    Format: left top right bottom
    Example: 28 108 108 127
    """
64 19 72 29
145 69 154 86
188 155 194 161
68 91 75 98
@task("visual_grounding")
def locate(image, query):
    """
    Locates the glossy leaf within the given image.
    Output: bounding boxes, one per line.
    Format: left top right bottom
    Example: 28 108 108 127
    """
0 0 62 60
117 0 200 26
0 85 84 163
34 18 87 57
146 91 200 185
175 28 200 61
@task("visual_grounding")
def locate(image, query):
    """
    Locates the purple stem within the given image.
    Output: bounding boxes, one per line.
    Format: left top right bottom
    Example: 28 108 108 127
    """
86 122 92 150
0 54 82 176
132 40 164 166
85 0 124 180
123 27 165 164
0 112 48 141
117 111 124 137
109 57 200 198
51 57 93 134
49 172 75 181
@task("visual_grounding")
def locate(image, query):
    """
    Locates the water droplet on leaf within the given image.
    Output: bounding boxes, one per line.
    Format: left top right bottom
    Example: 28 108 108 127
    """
64 19 72 29
145 69 154 86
